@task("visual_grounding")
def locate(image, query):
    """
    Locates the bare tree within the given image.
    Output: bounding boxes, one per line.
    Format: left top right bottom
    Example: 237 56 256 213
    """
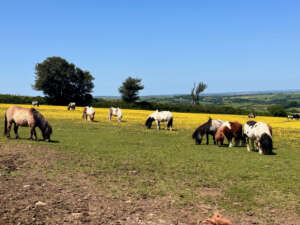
191 82 207 105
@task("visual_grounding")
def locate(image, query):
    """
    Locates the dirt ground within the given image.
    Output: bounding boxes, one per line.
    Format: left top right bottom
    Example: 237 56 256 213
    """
0 144 299 225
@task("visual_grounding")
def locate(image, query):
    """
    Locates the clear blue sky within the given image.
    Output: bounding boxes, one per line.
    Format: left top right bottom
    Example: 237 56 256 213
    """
0 1 299 96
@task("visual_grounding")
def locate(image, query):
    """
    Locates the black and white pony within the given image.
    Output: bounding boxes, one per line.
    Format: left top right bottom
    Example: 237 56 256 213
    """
67 102 76 111
32 101 39 107
192 118 223 145
287 114 299 120
108 107 122 122
145 110 173 131
243 121 273 155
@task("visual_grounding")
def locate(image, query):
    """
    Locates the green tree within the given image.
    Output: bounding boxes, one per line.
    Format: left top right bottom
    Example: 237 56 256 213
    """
119 77 144 102
191 82 207 104
33 57 94 105
267 105 287 117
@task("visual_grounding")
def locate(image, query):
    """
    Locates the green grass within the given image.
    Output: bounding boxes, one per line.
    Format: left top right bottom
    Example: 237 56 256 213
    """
1 118 300 216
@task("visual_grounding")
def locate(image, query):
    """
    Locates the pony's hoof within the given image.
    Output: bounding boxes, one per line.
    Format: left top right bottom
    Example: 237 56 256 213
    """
15 136 19 139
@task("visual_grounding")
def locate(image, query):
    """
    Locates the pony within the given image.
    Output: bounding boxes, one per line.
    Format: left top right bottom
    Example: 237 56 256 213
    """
288 114 299 120
192 118 223 145
4 106 52 141
82 106 95 121
145 110 173 131
244 121 273 155
215 121 243 147
248 112 256 118
67 102 76 111
108 107 122 122
32 101 39 107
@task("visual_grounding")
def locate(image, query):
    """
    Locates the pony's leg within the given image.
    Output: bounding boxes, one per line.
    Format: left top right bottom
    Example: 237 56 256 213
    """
32 128 37 141
228 138 233 147
250 139 255 151
246 138 251 152
213 134 216 145
206 133 209 145
13 124 19 139
6 122 12 138
29 128 33 140
156 121 160 130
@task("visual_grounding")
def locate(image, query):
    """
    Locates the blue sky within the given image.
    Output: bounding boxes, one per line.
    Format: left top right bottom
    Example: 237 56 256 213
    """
0 1 299 96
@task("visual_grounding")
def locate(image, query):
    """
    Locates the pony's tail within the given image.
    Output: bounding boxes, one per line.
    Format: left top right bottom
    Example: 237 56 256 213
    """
4 112 7 136
167 117 173 129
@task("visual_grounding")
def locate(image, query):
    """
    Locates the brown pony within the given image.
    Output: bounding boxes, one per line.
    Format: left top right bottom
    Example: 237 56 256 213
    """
215 121 243 147
4 106 52 141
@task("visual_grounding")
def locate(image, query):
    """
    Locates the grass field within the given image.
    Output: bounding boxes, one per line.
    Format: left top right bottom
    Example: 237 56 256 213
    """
1 104 300 223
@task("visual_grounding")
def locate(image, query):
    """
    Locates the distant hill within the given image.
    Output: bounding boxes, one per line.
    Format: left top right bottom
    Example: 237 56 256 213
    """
95 90 300 113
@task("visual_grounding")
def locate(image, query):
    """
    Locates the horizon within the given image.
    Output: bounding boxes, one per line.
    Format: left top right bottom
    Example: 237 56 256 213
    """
1 1 300 96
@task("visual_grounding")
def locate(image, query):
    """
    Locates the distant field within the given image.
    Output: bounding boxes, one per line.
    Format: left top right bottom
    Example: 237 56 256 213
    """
141 92 300 112
1 104 300 224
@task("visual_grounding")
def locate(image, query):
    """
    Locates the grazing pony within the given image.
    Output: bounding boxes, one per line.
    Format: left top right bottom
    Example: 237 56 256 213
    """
145 110 173 131
244 121 273 155
67 102 76 111
215 121 243 147
108 107 122 122
32 101 39 107
192 118 223 145
248 112 256 118
4 106 52 141
82 106 95 121
288 114 299 120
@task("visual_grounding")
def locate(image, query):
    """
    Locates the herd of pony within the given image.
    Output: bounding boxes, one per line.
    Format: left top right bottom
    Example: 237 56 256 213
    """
3 102 278 155
192 118 273 155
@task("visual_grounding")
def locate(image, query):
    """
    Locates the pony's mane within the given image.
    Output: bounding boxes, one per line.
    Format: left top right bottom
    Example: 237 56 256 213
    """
32 110 52 137
192 118 212 138
246 120 257 127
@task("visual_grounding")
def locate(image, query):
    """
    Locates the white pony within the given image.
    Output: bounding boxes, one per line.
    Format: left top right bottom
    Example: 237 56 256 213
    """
32 101 39 107
108 107 122 122
145 110 173 131
244 121 273 155
83 106 95 121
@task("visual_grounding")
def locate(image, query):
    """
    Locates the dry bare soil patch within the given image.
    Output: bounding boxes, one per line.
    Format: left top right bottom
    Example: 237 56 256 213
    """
0 144 299 225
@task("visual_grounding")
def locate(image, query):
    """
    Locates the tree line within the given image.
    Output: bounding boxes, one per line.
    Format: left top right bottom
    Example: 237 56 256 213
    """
1 56 290 117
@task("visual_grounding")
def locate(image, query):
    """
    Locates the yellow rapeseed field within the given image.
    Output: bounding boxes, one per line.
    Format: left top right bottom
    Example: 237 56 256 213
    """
1 103 300 139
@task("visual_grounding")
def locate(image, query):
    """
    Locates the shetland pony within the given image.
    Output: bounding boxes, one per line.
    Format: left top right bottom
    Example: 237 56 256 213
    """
244 121 273 155
215 121 243 147
192 118 223 145
145 110 173 131
32 101 39 107
4 106 52 141
108 107 122 122
288 114 299 120
82 106 95 121
67 102 76 111
248 112 256 118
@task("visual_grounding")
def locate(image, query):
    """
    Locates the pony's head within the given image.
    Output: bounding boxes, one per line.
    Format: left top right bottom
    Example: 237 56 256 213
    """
145 116 155 129
42 121 52 142
192 118 213 145
259 133 273 155
89 113 95 121
192 128 205 144
215 127 225 146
